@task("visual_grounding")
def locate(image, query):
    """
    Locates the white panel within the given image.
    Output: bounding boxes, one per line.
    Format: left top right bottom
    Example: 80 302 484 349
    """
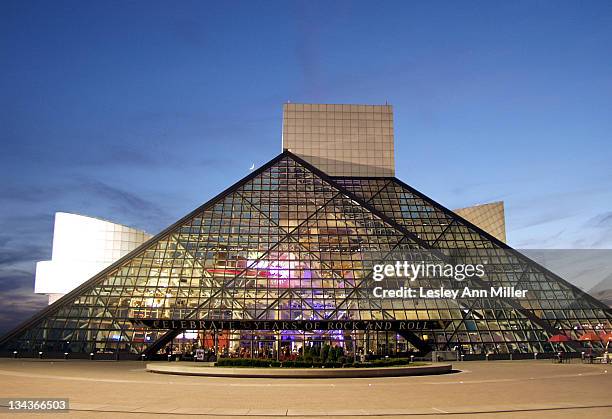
35 212 152 304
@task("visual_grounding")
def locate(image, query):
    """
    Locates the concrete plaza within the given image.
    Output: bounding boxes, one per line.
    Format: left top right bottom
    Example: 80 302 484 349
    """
0 359 610 418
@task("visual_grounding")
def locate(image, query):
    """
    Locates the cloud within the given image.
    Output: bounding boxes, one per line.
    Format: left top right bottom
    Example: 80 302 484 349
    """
73 178 170 232
65 144 177 169
0 292 47 335
0 218 52 334
0 245 48 268
514 212 576 230
0 267 35 292
0 214 54 235
514 229 566 248
586 211 612 227
0 268 47 334
68 142 228 172
0 184 65 203
0 214 55 255
79 179 158 215
579 211 612 248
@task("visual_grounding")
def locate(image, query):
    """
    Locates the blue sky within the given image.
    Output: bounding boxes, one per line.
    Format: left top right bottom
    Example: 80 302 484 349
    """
1 1 611 332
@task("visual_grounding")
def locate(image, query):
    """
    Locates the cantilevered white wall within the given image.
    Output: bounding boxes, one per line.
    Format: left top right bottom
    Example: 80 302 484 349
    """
35 213 151 304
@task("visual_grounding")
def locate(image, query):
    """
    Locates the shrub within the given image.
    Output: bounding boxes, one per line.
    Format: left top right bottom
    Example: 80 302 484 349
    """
327 346 336 362
310 346 320 358
321 344 330 362
216 358 272 367
302 346 313 361
329 346 343 362
323 361 342 368
216 356 413 369
282 360 312 368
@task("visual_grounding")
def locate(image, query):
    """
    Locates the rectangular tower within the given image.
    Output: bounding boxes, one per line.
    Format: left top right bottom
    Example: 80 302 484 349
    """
282 103 395 177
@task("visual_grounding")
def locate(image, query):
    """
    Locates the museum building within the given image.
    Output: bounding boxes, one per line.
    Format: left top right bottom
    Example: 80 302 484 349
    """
0 104 610 360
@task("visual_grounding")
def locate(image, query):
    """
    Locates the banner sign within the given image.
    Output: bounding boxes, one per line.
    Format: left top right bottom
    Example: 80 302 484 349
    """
129 319 447 331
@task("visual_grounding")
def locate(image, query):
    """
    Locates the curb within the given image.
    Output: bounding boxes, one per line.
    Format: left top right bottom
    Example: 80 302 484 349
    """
146 362 453 378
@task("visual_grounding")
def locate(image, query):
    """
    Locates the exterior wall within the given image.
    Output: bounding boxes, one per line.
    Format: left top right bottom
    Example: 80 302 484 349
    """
35 213 151 304
282 103 395 177
453 202 506 243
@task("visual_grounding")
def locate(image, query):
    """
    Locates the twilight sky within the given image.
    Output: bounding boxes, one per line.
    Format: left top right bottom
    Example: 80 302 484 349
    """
1 1 611 332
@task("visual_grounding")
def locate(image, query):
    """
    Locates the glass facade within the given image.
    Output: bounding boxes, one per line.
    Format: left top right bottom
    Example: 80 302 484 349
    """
282 103 395 177
0 152 610 359
335 177 611 354
453 202 506 243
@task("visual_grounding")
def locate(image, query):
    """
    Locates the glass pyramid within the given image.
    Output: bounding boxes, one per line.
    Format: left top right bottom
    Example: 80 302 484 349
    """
0 151 610 359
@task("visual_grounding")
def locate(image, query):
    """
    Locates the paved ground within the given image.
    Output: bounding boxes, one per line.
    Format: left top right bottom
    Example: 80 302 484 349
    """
0 359 610 418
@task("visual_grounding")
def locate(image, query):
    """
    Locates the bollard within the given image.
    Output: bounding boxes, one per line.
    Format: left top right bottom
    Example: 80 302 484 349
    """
141 354 146 361
461 354 465 362
534 352 538 360
12 351 18 359
89 352 94 360
64 352 69 360
486 353 490 361
510 353 513 361
38 351 43 359
410 355 414 363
